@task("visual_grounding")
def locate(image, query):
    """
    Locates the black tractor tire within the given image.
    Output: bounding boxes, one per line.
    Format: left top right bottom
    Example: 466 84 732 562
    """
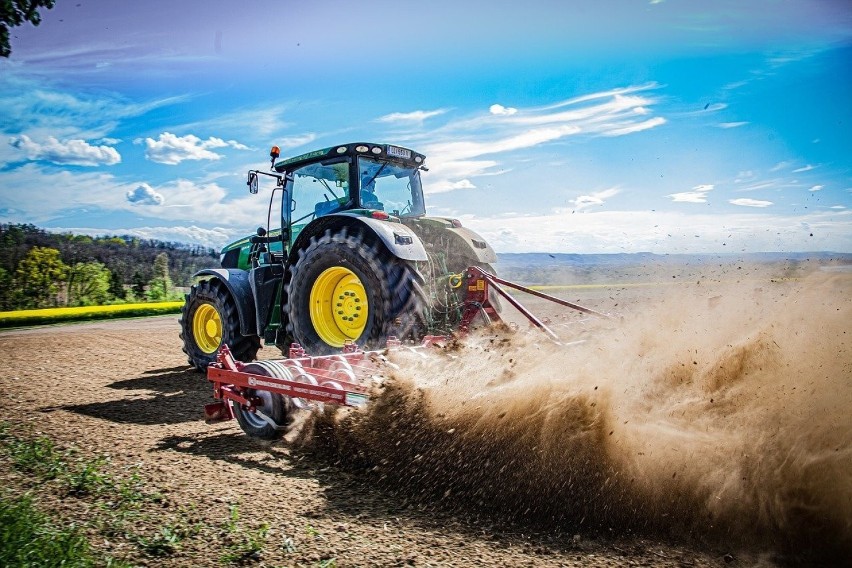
284 228 427 355
231 361 293 440
179 279 261 372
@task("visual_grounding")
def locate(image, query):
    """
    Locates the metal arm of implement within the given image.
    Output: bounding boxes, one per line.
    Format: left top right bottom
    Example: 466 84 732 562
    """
460 266 614 342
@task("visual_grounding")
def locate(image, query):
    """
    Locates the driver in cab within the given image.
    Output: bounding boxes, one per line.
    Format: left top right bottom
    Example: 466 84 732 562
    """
360 170 383 210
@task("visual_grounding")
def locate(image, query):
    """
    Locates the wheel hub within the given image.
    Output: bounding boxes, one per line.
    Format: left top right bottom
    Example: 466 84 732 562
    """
193 303 222 353
310 266 368 347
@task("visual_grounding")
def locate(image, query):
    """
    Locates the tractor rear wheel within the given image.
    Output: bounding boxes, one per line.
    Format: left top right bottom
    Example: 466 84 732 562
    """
285 229 426 354
231 361 293 440
179 279 261 372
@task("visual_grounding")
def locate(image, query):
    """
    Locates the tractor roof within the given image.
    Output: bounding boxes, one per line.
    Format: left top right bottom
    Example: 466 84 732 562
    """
273 143 425 172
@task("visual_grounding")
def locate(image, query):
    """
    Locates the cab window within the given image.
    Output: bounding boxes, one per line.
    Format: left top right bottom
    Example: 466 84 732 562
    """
291 159 350 225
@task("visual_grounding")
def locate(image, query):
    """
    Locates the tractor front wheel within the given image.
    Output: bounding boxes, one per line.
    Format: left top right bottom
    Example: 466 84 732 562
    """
179 279 261 372
285 229 426 354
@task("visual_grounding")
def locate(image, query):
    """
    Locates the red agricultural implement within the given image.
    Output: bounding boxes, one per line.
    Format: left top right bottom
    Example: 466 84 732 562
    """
204 267 612 440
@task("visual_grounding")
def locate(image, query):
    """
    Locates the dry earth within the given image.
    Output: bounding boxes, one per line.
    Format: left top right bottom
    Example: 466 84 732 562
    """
1 267 849 567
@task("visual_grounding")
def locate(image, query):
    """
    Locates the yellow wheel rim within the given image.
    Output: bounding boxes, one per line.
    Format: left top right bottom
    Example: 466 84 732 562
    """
309 266 368 347
193 303 223 353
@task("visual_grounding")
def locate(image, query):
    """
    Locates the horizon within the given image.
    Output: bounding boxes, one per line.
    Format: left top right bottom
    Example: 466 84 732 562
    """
1 0 850 254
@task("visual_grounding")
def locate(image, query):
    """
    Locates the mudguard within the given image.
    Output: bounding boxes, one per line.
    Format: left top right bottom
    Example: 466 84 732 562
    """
288 213 428 263
445 225 497 264
193 268 256 337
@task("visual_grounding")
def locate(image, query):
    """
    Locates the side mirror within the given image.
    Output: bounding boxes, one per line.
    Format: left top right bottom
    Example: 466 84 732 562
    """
247 171 258 194
256 227 267 237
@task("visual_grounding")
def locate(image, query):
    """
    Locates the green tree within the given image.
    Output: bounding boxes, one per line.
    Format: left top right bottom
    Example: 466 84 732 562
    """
0 266 11 310
14 246 67 308
130 270 147 301
66 261 110 306
107 268 126 301
146 252 173 301
1 0 56 58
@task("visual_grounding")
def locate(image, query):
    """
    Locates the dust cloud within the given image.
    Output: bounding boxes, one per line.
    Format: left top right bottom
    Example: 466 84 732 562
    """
301 270 851 562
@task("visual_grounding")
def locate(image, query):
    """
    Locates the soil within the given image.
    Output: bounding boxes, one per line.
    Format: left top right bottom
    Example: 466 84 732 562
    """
1 268 849 567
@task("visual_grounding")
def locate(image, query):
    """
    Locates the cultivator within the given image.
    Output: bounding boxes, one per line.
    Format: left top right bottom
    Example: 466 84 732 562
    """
204 267 612 439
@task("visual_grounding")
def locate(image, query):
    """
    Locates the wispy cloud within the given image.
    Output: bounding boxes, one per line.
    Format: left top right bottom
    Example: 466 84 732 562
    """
278 134 317 150
730 198 773 208
601 117 666 136
411 84 666 193
570 188 620 211
809 185 824 192
717 121 749 128
140 132 249 165
0 73 186 139
668 184 713 203
378 109 448 123
174 104 292 139
793 164 817 173
9 134 120 166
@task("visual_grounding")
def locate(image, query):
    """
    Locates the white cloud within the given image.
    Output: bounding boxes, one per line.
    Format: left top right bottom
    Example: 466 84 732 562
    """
570 188 620 211
717 122 749 129
830 205 846 210
126 183 164 206
278 133 317 149
793 164 816 173
730 198 773 208
175 104 291 139
809 185 824 192
489 104 517 116
142 132 249 165
58 225 236 249
9 134 120 166
0 74 186 140
448 179 476 190
0 164 269 229
415 85 666 194
601 116 666 137
378 109 448 123
668 184 713 203
462 209 851 254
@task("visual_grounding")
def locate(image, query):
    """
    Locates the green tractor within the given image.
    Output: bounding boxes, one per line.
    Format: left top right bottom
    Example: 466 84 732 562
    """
179 142 498 371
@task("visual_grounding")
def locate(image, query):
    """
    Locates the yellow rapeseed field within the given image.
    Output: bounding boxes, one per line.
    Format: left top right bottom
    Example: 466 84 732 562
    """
0 302 184 328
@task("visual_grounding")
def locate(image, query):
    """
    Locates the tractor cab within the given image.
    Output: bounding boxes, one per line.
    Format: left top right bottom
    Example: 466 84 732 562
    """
231 143 427 268
272 143 426 248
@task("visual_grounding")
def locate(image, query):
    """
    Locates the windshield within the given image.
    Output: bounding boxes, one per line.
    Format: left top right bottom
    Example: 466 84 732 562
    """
357 157 425 217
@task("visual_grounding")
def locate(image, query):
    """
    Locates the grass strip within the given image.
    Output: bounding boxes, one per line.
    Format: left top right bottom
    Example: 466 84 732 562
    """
0 492 96 568
0 301 183 328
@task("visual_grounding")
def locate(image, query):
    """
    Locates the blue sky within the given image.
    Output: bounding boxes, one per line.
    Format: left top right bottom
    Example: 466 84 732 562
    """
1 0 850 254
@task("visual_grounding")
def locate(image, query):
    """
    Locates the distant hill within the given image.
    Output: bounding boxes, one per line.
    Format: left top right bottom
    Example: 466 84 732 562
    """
495 251 852 285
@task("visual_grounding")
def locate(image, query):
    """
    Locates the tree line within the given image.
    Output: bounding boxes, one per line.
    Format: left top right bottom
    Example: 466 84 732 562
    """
0 224 220 310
